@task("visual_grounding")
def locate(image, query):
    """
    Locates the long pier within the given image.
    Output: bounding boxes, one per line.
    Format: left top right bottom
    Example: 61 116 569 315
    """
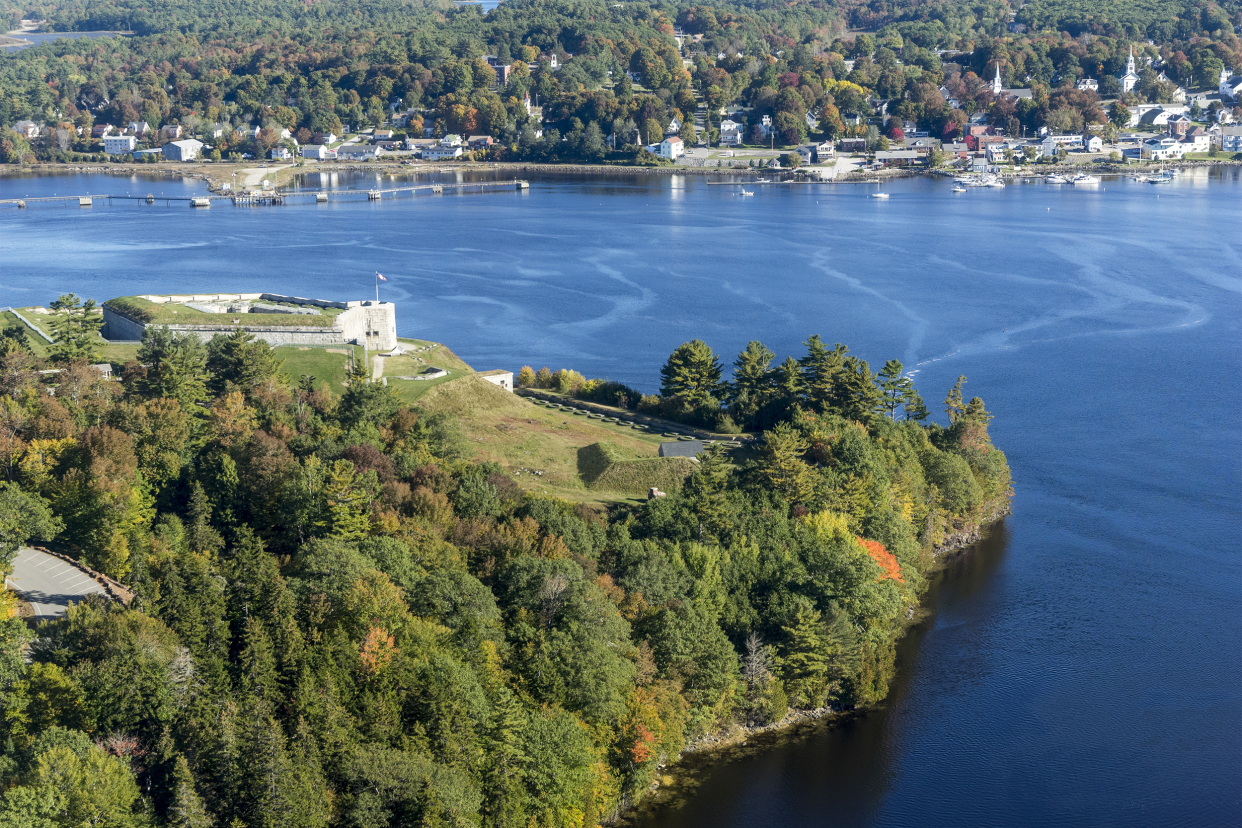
0 179 529 208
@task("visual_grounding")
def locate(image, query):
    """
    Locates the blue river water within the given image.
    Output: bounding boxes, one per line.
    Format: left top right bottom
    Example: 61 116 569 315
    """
1 168 1239 826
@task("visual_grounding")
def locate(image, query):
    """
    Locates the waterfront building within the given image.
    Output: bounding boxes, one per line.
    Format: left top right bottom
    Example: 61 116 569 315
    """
1221 67 1242 101
162 139 203 161
658 136 684 159
719 119 743 146
103 135 137 155
302 145 335 160
1218 125 1242 152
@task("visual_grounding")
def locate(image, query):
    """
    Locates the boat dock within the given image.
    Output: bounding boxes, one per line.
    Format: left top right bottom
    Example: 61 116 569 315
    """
0 179 528 209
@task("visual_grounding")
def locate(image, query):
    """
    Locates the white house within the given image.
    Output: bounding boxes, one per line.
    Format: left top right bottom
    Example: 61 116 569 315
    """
668 117 681 134
270 147 292 160
1076 78 1098 92
658 136 684 159
302 145 335 160
1220 67 1242 101
1084 135 1103 152
440 134 463 147
1141 134 1185 160
719 119 743 146
422 145 462 160
103 135 137 155
12 120 40 139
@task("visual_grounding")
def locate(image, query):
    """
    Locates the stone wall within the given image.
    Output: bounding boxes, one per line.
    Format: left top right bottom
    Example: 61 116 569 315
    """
103 299 398 348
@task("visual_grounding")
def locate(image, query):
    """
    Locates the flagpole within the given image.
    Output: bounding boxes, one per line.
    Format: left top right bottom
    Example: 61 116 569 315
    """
375 271 379 303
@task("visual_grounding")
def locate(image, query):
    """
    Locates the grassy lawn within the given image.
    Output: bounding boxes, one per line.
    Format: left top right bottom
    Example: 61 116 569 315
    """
276 346 355 391
98 342 140 365
382 339 477 404
2 310 51 358
417 375 677 506
13 308 57 341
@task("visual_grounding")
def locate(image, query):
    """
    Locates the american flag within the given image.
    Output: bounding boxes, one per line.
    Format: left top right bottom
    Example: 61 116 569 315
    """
376 272 388 282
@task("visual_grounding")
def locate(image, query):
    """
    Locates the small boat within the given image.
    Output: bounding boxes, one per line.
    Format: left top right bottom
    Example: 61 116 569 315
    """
870 192 889 199
1071 174 1100 185
984 178 1005 188
1045 174 1068 184
1148 174 1171 184
740 190 754 196
952 186 967 193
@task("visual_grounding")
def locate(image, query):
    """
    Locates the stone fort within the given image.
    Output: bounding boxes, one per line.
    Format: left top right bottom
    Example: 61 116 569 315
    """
102 293 398 350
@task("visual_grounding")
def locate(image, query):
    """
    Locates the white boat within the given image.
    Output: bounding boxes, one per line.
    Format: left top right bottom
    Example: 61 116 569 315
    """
1071 174 1100 185
1148 174 1171 184
870 192 889 199
952 186 967 193
984 178 1005 188
740 190 754 196
1045 174 1068 184
954 175 976 184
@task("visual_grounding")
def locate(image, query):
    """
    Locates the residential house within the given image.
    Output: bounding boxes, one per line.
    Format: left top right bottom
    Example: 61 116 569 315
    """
719 120 743 146
903 137 939 156
312 132 338 145
422 145 462 161
1076 78 1099 92
1179 128 1210 153
814 140 835 160
874 149 920 167
128 121 151 137
942 141 970 160
1218 125 1242 152
210 123 226 138
1220 67 1242 101
103 135 137 155
405 137 437 152
440 134 463 147
1141 134 1186 160
373 129 394 140
90 124 113 139
837 137 867 153
336 144 376 160
14 120 42 138
270 147 291 160
667 117 681 134
467 135 494 150
966 133 1004 152
162 124 183 140
1084 135 1104 153
795 145 814 164
805 111 818 131
658 136 684 160
302 145 335 160
162 138 203 161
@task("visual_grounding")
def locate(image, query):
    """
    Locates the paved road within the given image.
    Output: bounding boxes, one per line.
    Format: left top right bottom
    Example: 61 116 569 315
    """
7 547 106 621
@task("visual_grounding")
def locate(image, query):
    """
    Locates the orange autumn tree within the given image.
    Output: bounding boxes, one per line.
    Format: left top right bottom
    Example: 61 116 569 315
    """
858 538 903 583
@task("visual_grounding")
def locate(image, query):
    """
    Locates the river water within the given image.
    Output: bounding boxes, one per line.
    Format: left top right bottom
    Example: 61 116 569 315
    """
1 168 1239 826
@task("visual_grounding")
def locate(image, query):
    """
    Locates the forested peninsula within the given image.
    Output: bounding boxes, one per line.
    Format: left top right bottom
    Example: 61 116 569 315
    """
0 302 1011 827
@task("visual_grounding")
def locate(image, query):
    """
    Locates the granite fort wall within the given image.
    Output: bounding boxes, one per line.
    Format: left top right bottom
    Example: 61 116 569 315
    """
103 297 398 348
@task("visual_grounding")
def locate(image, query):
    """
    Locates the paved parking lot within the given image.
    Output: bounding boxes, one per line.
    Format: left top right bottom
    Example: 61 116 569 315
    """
7 547 106 620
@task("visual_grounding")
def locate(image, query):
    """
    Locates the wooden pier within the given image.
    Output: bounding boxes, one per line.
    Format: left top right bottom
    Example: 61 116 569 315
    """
0 180 528 209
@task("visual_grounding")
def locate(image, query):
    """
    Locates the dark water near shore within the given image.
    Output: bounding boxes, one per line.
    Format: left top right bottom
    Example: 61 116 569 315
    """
2 168 1240 827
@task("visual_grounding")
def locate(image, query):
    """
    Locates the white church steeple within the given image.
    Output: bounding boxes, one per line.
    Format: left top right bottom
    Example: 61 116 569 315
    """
991 63 1003 95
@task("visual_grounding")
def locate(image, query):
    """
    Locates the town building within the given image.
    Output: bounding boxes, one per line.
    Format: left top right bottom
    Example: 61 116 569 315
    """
874 149 920 167
270 147 291 160
468 135 494 150
719 119 744 146
422 145 463 160
1076 78 1099 92
102 293 398 349
302 145 335 160
1220 67 1242 101
838 137 867 153
162 139 203 161
1218 125 1242 153
103 135 137 154
1120 46 1141 94
1141 134 1186 160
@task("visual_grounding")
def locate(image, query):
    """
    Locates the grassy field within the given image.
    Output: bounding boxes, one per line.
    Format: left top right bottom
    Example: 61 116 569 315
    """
577 441 695 495
416 375 679 505
382 339 476 404
4 310 140 365
2 310 51 358
276 346 355 391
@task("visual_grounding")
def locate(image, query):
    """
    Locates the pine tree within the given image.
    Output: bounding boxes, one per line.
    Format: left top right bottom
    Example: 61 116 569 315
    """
877 359 913 419
729 340 775 424
944 375 967 423
48 293 103 364
683 442 732 542
779 604 830 709
167 754 214 828
759 422 814 506
799 336 848 413
903 389 930 421
659 340 723 408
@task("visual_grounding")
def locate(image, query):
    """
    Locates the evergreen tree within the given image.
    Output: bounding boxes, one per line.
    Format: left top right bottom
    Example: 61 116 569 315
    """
659 340 723 408
758 422 813 505
683 442 732 542
799 336 848 413
877 359 913 419
944 375 967 423
779 604 830 709
206 329 284 393
48 294 103 364
831 357 884 423
136 327 210 408
167 754 213 828
729 340 775 425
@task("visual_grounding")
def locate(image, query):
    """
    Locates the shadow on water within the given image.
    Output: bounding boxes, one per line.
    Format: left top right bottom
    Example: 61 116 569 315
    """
624 522 1012 828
